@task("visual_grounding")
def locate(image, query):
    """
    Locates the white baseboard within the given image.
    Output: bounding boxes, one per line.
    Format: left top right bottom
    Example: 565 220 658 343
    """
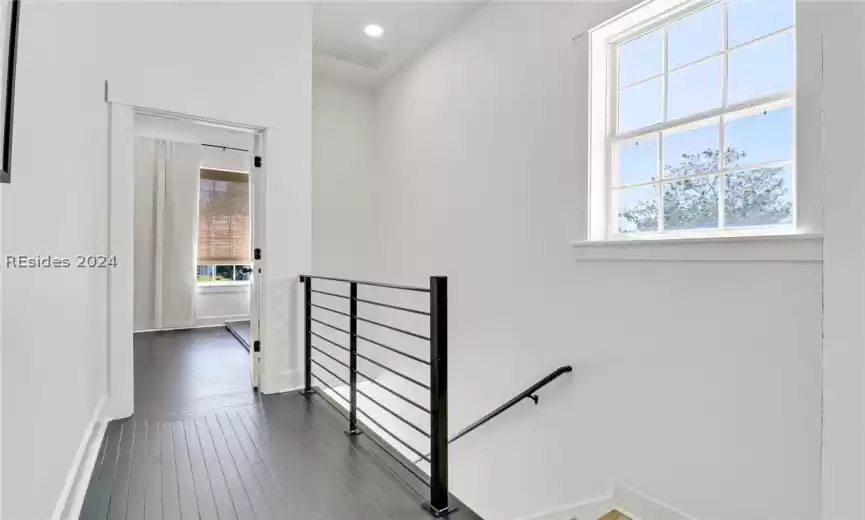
263 370 302 394
520 484 700 520
612 484 699 520
52 397 108 520
132 315 250 332
195 314 250 328
520 494 614 520
133 322 234 333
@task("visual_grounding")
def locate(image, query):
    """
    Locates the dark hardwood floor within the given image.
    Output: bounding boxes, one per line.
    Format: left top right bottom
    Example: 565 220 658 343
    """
79 328 482 520
225 320 252 351
133 328 256 420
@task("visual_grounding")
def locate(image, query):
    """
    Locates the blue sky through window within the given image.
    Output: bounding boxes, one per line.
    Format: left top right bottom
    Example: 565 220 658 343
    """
728 0 794 47
663 121 719 175
668 2 723 69
617 135 658 185
725 105 792 168
667 57 723 119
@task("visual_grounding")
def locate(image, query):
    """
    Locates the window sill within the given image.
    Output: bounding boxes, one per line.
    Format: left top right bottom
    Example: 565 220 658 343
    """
571 232 822 262
197 282 251 294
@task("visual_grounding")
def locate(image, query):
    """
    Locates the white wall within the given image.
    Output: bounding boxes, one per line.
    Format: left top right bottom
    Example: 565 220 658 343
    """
312 77 377 278
105 1 312 395
194 288 250 327
820 3 865 518
1 3 110 518
356 3 824 520
0 1 311 516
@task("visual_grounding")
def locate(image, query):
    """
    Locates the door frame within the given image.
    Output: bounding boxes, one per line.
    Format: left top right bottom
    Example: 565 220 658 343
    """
249 132 264 390
106 102 267 419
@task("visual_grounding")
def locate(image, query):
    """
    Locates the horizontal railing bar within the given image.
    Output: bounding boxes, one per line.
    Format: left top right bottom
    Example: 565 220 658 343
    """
355 433 431 489
356 352 431 391
314 290 429 316
311 331 350 354
301 274 430 293
311 289 350 300
312 303 350 319
356 297 430 316
311 317 350 336
356 334 430 366
311 374 350 409
356 387 431 439
311 345 350 371
357 315 430 342
308 387 431 489
356 370 431 414
314 321 429 366
311 359 350 388
356 407 430 462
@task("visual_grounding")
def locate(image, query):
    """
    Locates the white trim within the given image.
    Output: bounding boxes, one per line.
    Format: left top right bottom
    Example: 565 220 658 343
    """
520 483 702 520
518 494 614 520
197 281 251 293
133 322 246 334
107 104 136 420
613 484 701 520
127 105 265 134
572 231 821 261
195 315 251 328
613 92 791 143
52 397 107 520
268 370 303 395
108 103 269 419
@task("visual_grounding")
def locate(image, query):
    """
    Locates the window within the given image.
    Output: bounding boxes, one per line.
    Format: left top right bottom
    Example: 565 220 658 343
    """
589 0 795 240
196 264 251 283
197 168 250 283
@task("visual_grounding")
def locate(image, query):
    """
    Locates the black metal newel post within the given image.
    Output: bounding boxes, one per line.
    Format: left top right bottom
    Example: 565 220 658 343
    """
346 282 361 435
301 276 313 395
425 276 455 517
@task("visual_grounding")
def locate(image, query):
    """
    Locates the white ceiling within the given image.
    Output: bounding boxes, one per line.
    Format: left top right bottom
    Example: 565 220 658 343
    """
312 1 487 87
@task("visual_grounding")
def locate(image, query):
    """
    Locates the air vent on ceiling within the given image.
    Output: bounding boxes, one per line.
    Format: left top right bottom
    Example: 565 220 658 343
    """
313 36 388 70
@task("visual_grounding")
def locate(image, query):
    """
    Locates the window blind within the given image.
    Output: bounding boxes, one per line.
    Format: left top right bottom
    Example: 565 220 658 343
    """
197 168 250 265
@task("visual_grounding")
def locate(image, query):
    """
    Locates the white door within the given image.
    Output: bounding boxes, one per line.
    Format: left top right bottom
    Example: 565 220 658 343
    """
249 132 264 390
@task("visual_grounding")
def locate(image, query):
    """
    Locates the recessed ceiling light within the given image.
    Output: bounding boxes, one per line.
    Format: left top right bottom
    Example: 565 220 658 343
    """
364 24 384 38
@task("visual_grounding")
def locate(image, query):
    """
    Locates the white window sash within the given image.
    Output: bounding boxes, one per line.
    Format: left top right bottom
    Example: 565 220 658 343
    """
588 0 812 241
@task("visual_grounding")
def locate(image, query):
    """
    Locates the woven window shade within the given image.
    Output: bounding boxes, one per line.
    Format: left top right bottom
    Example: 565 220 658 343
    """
197 168 250 265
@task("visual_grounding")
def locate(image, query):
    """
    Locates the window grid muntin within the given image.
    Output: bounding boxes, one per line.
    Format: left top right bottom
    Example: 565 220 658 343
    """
609 0 795 236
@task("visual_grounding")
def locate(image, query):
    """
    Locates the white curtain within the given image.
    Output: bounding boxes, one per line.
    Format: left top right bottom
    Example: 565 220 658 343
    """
133 137 201 330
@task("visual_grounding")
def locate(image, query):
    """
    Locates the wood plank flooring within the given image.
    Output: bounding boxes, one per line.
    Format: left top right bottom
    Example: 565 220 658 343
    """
225 320 252 351
80 328 482 520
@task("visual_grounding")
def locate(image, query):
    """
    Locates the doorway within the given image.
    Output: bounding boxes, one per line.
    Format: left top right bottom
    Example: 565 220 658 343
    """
108 104 267 420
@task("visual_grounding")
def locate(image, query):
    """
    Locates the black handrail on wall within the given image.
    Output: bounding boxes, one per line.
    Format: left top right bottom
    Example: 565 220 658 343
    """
299 274 456 518
1 0 21 183
413 365 572 463
449 365 572 444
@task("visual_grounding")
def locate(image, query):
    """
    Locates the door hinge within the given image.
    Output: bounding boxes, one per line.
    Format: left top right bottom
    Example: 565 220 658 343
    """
253 340 261 352
254 248 262 260
254 156 262 168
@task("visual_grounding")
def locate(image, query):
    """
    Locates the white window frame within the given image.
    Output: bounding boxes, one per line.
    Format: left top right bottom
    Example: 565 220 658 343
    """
587 0 818 243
